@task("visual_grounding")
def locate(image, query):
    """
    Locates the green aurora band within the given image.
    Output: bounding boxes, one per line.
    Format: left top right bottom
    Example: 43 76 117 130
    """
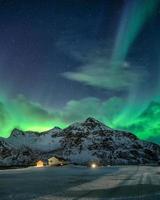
110 0 160 128
0 95 160 144
112 0 160 63
0 0 160 144
0 95 67 137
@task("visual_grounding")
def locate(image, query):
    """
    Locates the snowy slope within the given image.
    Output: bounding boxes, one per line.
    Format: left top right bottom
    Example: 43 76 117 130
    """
0 117 159 166
3 127 62 152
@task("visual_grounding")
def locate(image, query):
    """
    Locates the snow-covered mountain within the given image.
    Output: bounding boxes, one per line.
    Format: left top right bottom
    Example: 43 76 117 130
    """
0 117 159 166
5 127 62 152
0 139 42 166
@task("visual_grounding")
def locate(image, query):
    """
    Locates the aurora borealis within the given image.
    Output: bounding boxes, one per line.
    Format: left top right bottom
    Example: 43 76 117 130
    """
0 0 160 143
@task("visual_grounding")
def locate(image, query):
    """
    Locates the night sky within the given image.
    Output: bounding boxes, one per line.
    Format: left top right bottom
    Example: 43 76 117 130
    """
0 0 160 143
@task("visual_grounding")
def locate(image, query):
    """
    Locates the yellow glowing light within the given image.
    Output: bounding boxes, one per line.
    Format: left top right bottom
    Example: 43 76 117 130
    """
36 160 44 168
91 163 97 169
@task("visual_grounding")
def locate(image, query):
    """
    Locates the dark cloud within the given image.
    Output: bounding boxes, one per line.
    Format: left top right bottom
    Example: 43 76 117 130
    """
60 97 125 125
13 95 56 122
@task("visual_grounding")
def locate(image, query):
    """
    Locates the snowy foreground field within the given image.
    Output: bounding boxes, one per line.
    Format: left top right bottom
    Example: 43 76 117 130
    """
0 165 160 200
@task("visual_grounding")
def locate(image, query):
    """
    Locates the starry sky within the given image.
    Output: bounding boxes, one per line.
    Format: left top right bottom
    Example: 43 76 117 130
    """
0 0 160 143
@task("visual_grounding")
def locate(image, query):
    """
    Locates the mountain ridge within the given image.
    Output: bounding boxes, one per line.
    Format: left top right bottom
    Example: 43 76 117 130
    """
0 117 159 166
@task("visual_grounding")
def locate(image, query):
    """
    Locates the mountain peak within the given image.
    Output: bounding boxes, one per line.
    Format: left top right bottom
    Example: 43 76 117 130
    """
11 128 24 137
83 117 111 130
64 117 112 134
85 117 100 123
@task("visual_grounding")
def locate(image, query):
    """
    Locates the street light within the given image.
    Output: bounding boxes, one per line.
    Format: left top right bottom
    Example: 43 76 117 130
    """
91 163 97 169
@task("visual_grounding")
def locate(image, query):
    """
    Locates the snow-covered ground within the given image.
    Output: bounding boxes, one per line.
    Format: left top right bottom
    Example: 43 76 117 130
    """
0 165 160 200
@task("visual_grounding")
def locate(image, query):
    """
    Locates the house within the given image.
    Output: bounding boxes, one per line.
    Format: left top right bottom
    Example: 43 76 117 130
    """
36 160 44 168
48 156 66 166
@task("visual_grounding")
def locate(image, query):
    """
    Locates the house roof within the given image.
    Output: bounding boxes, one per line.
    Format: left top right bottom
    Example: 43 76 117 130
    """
48 156 66 162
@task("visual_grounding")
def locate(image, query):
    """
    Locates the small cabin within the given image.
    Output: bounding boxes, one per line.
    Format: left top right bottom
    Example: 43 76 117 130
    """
36 160 44 168
48 156 66 166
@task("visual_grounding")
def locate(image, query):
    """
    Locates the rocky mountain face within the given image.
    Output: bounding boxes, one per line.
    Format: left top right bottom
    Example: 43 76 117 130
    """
0 118 159 166
0 140 41 166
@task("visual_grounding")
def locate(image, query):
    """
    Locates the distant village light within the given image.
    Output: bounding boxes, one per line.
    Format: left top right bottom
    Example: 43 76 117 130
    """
36 160 44 168
91 163 97 169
